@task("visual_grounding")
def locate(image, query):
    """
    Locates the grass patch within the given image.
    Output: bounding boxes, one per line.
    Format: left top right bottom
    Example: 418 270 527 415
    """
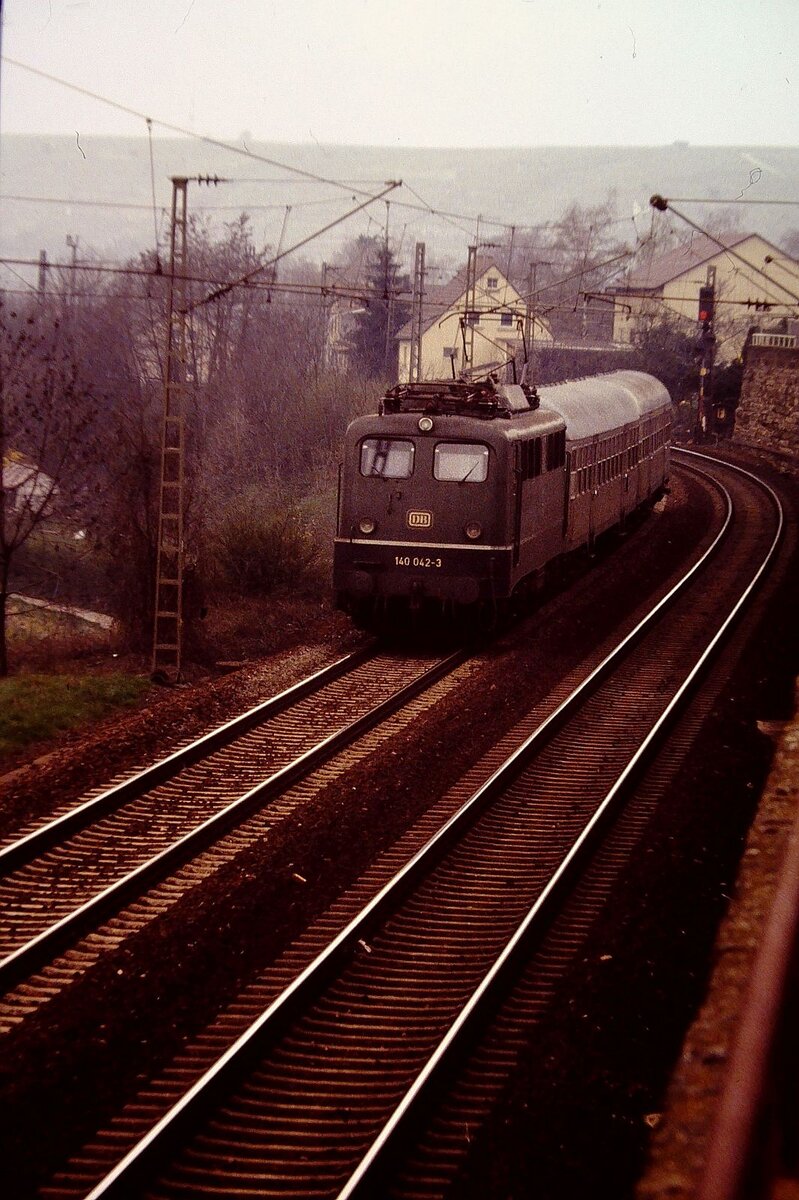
0 673 150 762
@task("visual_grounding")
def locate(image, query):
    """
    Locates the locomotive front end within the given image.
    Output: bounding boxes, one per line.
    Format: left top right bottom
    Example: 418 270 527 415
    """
334 409 513 627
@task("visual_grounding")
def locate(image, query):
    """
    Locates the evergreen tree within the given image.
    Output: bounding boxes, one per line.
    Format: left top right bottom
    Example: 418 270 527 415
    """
350 240 410 378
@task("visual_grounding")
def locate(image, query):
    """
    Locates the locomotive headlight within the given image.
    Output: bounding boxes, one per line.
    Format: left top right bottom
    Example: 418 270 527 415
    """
358 518 376 535
464 521 482 540
418 416 434 432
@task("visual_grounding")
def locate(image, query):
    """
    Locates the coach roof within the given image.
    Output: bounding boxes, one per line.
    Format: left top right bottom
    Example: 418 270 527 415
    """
537 371 671 442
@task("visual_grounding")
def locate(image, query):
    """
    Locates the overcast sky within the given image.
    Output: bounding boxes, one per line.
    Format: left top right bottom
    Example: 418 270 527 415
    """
1 0 797 147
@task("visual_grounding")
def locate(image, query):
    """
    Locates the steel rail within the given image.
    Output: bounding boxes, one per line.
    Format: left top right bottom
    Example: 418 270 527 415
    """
338 451 785 1199
82 458 743 1200
0 649 467 993
691 451 796 1200
0 644 375 877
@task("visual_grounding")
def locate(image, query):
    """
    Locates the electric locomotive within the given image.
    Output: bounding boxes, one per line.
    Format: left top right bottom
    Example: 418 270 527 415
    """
333 370 671 628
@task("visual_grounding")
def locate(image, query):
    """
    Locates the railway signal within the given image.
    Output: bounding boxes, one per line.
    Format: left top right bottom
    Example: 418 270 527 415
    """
696 270 717 442
698 284 715 328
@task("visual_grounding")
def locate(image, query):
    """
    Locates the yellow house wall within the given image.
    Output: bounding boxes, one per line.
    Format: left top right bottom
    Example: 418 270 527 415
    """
398 267 552 382
612 235 799 361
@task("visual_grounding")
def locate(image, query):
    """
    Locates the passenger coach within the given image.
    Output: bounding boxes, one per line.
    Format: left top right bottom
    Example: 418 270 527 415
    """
334 370 672 628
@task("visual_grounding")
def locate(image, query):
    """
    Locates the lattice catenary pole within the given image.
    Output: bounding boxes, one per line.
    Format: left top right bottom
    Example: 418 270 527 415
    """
151 177 189 681
463 245 478 371
409 241 426 383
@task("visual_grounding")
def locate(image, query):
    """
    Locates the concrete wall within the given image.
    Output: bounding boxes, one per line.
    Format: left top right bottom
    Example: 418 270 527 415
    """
736 345 799 452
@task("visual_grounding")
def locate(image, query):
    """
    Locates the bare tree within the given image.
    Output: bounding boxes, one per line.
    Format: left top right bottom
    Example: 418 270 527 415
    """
780 229 799 259
0 302 99 675
38 219 373 650
1 217 391 665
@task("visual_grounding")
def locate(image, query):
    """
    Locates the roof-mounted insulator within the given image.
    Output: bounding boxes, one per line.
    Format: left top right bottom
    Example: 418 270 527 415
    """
382 379 538 419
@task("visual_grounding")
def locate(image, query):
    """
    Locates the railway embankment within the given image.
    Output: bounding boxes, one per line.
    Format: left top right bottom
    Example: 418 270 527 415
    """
632 441 799 1199
0 449 794 1197
637 689 799 1200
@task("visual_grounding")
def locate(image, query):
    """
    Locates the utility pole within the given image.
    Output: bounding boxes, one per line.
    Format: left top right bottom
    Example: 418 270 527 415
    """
505 226 516 286
464 245 479 372
320 261 331 368
152 177 189 682
524 261 538 384
37 250 48 299
262 205 292 326
409 241 426 383
461 242 500 376
382 200 396 374
696 265 716 442
384 276 396 375
65 235 79 314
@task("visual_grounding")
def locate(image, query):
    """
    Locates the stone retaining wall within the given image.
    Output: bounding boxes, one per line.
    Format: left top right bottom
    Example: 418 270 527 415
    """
735 346 799 452
636 696 799 1199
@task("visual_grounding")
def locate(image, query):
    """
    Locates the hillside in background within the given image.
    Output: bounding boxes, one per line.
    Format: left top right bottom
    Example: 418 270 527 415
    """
2 136 798 281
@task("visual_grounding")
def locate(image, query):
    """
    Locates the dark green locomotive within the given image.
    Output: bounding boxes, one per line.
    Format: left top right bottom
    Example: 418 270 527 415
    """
333 371 671 627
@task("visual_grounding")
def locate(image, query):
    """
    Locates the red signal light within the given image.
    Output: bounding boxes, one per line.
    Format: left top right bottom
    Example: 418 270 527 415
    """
698 285 715 325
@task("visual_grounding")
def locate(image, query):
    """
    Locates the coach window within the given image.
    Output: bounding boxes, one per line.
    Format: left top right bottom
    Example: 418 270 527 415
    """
434 442 489 483
360 438 415 478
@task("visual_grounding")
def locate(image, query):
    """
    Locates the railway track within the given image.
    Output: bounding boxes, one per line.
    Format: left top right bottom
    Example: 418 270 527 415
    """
33 450 784 1199
0 646 473 1007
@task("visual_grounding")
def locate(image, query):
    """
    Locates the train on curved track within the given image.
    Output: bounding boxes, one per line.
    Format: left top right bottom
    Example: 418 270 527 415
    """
333 370 672 629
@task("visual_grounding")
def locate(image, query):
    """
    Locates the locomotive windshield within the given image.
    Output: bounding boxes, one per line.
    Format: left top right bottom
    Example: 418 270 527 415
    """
433 442 489 483
360 438 415 478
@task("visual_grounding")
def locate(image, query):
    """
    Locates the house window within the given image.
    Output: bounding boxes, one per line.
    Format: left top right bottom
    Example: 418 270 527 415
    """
500 312 513 327
443 346 457 359
486 276 498 289
466 311 480 326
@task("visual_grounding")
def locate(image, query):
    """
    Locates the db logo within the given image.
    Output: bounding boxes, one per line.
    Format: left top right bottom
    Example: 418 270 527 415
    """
407 510 432 528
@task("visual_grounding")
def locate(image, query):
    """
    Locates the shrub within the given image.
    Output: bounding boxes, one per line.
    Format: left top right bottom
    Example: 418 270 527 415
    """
211 498 322 597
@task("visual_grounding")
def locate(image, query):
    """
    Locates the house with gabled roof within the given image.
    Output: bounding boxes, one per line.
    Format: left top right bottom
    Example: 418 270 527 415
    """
607 232 799 360
2 449 58 517
396 257 552 383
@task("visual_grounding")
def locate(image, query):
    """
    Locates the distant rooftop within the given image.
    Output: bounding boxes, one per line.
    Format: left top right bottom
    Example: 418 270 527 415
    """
396 256 519 340
619 233 754 291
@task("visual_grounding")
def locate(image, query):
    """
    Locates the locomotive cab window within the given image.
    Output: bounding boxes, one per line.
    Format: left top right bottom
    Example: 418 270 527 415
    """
433 442 489 483
360 438 415 479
